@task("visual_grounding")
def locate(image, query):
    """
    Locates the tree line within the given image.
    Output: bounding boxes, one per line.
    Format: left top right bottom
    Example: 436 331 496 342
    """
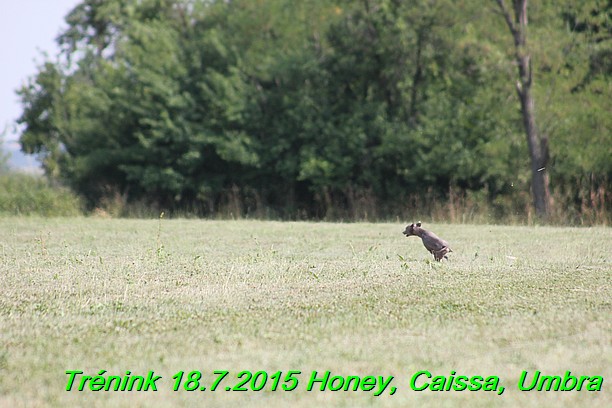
17 0 611 222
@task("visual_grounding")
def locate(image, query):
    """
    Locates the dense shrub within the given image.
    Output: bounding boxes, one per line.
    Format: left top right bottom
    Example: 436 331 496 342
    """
0 172 83 216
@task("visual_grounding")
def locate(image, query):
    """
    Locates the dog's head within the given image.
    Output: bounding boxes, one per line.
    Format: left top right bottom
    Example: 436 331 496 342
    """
403 221 422 236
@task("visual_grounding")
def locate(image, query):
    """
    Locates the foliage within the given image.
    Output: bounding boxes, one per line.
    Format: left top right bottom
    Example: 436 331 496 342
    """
16 0 611 222
0 172 83 216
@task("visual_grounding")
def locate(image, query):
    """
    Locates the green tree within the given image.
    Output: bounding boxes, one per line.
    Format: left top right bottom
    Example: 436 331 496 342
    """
16 0 610 221
19 0 259 211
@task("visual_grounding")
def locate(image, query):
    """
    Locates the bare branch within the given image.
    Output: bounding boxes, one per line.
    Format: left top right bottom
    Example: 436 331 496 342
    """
496 0 550 217
515 80 523 97
516 0 528 27
495 0 518 40
527 55 532 86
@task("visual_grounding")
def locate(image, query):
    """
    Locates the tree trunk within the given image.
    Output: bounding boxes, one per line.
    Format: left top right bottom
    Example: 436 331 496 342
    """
496 0 551 219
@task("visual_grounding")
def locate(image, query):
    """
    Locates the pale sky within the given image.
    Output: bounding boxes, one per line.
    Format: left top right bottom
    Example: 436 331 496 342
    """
0 0 81 170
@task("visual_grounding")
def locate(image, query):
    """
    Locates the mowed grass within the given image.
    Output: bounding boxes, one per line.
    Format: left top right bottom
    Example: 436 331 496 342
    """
0 218 610 408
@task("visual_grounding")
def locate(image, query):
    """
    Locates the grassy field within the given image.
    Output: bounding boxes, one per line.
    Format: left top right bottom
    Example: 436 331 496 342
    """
0 217 610 407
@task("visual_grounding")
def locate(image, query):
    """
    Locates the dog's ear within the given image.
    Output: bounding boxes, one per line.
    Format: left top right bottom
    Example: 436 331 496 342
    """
416 221 422 227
